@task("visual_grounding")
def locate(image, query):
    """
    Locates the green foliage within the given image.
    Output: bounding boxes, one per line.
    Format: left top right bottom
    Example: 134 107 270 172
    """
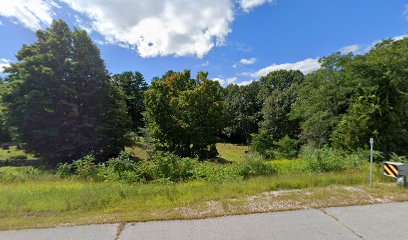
151 152 195 181
300 146 368 172
3 20 131 163
389 153 408 164
239 159 276 179
144 70 224 158
250 132 299 159
55 149 277 183
292 39 408 155
273 135 299 159
0 78 11 143
113 71 148 131
291 53 356 147
249 131 275 159
222 82 263 143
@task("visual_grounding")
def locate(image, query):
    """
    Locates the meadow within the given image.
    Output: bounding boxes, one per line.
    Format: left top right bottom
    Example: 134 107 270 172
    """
1 143 407 230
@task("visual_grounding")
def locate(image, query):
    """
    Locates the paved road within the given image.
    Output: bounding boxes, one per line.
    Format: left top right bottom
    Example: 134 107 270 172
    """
1 202 407 240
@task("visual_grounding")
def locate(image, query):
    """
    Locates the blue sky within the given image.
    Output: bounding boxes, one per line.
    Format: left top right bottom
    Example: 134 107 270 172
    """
1 0 408 85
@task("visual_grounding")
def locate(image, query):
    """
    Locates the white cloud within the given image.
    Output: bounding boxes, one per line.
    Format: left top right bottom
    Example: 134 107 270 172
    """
213 77 237 86
61 0 235 58
248 58 320 77
237 80 254 86
202 61 210 67
339 44 362 54
74 15 92 33
240 0 274 12
0 58 11 73
240 57 256 65
0 0 56 31
232 64 237 68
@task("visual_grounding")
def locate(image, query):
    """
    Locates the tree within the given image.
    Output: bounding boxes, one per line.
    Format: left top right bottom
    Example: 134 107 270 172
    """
292 38 408 155
144 70 224 158
334 39 408 154
259 70 304 141
0 77 11 143
3 20 131 163
222 82 263 144
113 71 148 131
291 53 356 146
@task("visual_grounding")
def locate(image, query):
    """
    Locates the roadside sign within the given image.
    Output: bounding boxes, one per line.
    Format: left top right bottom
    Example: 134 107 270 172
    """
383 162 408 178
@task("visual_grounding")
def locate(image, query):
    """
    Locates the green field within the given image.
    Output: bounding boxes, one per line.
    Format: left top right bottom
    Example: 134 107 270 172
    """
0 143 407 230
0 146 37 161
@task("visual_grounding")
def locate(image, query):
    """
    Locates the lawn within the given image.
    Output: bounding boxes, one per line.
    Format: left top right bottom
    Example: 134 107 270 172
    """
216 143 249 162
0 145 37 161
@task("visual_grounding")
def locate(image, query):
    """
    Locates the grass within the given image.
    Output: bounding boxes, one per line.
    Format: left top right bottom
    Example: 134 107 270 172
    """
1 165 406 230
216 143 249 162
0 143 406 230
0 145 37 161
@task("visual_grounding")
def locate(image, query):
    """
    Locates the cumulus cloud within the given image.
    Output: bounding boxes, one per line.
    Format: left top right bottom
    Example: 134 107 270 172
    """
60 0 234 58
0 58 11 72
237 80 254 86
339 44 362 54
0 0 56 31
246 58 320 78
213 77 237 87
0 0 275 58
240 57 256 65
239 0 274 12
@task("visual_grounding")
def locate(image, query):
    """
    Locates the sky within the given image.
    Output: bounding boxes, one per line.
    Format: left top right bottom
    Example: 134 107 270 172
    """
0 0 408 86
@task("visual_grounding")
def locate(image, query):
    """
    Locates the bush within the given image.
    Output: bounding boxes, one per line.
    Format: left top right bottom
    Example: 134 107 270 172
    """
250 133 299 160
273 135 299 159
250 131 275 159
239 159 276 179
300 146 367 172
56 155 101 180
389 153 408 163
151 152 195 181
56 151 277 183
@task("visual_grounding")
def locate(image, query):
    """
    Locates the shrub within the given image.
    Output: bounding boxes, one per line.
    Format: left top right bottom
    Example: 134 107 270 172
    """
301 146 367 172
250 131 275 159
239 159 276 179
273 135 299 159
389 153 408 163
150 152 195 181
56 163 73 178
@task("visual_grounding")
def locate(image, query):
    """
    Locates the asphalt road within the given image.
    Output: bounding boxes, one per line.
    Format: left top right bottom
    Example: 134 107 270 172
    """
1 202 407 240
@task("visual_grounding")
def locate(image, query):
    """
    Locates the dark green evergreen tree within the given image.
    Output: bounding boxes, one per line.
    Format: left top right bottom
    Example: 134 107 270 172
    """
3 20 131 163
112 71 148 131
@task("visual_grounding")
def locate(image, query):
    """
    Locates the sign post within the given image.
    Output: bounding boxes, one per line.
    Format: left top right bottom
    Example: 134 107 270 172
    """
369 138 374 188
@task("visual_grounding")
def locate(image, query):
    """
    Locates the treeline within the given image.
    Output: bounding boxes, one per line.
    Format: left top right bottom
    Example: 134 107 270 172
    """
0 20 407 165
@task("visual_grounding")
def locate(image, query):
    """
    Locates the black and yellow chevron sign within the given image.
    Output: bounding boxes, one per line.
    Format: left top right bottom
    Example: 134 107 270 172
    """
384 162 399 178
383 162 408 178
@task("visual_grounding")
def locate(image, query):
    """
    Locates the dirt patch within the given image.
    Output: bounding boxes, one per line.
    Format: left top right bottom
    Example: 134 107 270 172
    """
157 185 408 220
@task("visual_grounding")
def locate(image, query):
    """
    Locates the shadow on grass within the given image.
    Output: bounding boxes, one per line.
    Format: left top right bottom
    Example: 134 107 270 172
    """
208 157 233 164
